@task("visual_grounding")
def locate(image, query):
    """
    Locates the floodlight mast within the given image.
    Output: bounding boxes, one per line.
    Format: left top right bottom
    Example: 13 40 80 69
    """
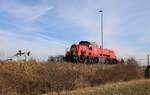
99 10 104 64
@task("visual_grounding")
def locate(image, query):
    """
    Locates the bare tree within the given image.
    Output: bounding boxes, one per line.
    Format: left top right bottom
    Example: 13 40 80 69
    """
126 58 139 66
48 55 65 63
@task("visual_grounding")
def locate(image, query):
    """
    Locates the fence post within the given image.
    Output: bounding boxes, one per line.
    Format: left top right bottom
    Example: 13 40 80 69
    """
145 54 150 79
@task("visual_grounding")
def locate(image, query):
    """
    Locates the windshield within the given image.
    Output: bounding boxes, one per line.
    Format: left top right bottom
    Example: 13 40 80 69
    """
79 41 91 47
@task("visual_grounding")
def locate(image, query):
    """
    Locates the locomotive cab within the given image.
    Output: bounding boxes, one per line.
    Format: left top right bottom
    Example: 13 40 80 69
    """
79 41 91 47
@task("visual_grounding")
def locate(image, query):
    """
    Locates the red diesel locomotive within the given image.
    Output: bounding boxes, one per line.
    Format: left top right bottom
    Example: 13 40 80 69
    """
65 41 118 64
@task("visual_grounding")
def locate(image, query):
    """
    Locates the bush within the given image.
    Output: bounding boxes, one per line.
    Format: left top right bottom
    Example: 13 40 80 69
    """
0 60 144 95
126 57 139 66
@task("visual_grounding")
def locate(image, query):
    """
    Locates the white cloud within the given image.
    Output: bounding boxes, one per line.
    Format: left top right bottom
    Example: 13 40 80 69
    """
0 0 70 61
0 0 149 64
0 0 53 21
55 0 149 65
0 29 70 60
57 0 123 34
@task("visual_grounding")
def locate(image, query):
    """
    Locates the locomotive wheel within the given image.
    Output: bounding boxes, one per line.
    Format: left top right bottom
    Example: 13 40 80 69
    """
87 57 90 64
108 59 111 64
104 59 109 64
71 55 78 63
79 55 85 64
110 59 114 64
94 57 99 64
113 59 118 64
87 56 93 64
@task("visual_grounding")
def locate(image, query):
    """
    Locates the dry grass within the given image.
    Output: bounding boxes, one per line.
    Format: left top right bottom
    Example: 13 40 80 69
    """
55 79 150 95
0 60 144 95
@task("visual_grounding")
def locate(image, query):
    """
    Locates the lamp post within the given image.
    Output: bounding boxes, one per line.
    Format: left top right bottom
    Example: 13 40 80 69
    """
99 10 104 64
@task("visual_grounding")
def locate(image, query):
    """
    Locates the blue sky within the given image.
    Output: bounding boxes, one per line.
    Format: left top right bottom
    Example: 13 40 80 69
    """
0 0 150 62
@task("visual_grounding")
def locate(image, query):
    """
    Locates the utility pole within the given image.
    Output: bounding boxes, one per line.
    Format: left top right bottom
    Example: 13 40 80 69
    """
99 10 104 64
145 54 150 78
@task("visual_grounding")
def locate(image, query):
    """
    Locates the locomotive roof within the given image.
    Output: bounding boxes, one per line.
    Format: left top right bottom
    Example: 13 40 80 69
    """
79 41 99 47
79 41 90 44
79 41 91 47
